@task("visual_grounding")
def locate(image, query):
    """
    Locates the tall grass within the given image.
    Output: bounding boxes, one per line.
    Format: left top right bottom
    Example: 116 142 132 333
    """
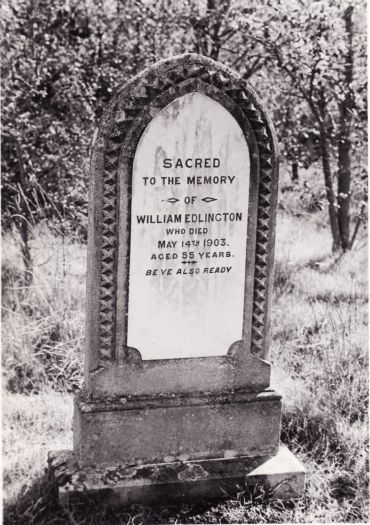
2 224 85 394
270 213 368 523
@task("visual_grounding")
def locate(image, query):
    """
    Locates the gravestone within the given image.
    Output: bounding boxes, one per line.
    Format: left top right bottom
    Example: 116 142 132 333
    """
49 54 305 505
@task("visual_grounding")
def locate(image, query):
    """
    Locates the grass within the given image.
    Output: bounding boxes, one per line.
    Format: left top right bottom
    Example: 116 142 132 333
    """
2 224 85 394
2 171 368 524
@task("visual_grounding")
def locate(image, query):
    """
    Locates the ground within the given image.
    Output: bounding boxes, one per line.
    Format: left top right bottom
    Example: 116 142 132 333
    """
2 168 368 524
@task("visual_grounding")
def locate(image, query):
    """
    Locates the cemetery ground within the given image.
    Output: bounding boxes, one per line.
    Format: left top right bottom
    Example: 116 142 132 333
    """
2 169 368 524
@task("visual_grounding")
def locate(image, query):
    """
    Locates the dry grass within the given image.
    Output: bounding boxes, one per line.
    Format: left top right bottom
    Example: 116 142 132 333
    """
2 224 85 394
3 392 73 502
269 212 368 523
2 189 368 523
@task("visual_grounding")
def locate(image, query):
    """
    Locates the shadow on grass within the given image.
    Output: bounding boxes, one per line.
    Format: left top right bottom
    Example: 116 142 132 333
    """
281 408 365 465
281 408 369 523
2 470 235 525
4 470 61 525
3 471 295 525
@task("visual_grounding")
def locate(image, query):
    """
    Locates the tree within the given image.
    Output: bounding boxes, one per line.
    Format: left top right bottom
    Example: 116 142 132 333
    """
245 0 367 251
1 0 264 263
186 0 267 78
2 0 367 259
1 0 188 283
1 0 193 229
273 95 321 182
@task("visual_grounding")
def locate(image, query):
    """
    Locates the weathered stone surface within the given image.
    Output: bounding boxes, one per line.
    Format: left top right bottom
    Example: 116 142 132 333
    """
87 342 271 397
49 446 305 507
74 388 281 466
245 445 306 499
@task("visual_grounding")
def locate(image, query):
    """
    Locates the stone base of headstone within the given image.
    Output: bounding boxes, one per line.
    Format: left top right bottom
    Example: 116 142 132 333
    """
48 446 305 507
73 389 282 465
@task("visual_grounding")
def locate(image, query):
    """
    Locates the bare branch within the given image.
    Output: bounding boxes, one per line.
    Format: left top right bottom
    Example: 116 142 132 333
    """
308 58 321 104
242 56 264 79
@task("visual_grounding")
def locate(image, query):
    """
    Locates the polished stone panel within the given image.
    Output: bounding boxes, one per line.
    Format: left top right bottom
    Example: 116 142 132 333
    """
127 92 250 360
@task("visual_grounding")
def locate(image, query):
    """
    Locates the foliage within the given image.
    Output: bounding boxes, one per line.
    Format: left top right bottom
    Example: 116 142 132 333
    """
1 0 367 252
2 0 89 233
244 0 367 249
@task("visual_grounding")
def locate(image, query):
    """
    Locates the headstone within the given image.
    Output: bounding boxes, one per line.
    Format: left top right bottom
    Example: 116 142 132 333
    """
49 54 305 505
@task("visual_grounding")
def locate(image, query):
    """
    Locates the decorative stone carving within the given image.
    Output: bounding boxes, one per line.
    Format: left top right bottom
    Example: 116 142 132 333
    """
85 54 278 397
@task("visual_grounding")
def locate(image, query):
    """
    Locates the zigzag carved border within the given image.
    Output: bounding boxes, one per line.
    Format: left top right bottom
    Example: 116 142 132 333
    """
97 57 276 361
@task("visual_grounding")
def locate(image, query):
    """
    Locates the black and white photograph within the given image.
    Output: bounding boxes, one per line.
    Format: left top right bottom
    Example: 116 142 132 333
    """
1 0 368 523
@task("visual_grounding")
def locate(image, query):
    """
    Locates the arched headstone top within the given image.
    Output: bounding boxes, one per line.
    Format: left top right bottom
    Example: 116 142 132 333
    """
94 53 278 157
86 53 279 397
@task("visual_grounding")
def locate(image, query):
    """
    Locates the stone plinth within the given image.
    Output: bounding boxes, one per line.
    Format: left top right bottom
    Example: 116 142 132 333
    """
73 388 282 466
49 446 305 507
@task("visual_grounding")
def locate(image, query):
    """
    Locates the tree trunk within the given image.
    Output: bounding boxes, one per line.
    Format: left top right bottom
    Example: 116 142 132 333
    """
337 125 352 250
207 0 230 60
14 136 33 285
292 160 299 181
337 6 354 251
319 125 342 252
